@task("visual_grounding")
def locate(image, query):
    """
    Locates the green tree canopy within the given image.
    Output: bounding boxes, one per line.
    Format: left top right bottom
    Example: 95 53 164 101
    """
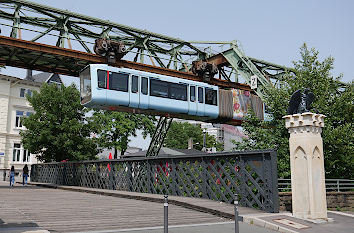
234 44 353 178
164 121 223 151
21 83 98 162
89 111 156 158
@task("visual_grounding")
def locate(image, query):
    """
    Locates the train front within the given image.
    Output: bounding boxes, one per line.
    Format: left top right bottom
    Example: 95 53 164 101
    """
80 65 92 106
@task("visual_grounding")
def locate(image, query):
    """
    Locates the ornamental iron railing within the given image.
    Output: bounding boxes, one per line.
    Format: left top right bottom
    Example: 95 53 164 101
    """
31 150 279 213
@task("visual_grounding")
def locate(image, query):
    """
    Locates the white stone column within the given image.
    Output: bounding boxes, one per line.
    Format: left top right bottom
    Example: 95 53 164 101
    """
283 112 327 220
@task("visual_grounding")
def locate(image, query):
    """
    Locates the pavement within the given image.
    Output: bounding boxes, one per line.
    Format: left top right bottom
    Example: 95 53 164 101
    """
1 181 353 233
68 222 277 233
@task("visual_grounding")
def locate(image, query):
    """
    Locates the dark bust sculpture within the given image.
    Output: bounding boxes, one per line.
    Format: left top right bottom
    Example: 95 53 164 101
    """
287 88 317 115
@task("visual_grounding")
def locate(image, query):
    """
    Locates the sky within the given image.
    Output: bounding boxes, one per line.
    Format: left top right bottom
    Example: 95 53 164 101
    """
1 0 353 149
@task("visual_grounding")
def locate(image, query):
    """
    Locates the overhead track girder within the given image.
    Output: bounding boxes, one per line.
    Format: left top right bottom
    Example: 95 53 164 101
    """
0 35 252 91
0 0 206 70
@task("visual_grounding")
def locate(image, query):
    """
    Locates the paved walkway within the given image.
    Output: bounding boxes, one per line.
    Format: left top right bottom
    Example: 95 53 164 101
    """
1 181 353 233
0 181 273 233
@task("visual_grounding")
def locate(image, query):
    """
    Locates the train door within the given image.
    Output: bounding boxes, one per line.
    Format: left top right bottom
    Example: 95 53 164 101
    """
90 68 107 106
196 86 205 116
139 76 149 109
106 68 130 107
129 75 139 108
188 85 197 115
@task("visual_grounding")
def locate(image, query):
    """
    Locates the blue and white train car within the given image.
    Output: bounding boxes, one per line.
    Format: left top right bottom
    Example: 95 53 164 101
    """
80 64 219 121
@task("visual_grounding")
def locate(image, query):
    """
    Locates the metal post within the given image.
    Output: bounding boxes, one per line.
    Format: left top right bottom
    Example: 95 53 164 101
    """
234 194 239 233
164 195 168 233
202 128 206 152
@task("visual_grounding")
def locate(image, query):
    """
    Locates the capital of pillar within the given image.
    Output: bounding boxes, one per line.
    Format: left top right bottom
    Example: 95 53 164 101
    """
283 112 328 220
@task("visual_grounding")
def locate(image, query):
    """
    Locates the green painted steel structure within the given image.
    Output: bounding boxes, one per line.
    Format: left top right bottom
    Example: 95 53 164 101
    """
0 0 292 99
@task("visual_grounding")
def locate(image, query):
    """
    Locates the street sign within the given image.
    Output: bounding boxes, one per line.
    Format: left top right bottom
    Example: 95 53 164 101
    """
251 75 257 89
0 152 4 156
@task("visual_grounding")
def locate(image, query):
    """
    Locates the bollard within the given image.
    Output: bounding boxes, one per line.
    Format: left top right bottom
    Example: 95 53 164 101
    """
234 194 239 233
164 195 168 233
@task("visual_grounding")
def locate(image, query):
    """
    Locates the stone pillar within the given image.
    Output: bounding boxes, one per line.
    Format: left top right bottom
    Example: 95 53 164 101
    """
283 112 327 220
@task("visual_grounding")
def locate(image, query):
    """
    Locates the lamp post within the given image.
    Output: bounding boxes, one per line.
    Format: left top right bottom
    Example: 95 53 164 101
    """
202 128 206 152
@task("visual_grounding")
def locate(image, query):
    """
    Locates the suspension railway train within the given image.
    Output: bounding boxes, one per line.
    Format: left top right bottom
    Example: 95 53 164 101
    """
80 64 264 125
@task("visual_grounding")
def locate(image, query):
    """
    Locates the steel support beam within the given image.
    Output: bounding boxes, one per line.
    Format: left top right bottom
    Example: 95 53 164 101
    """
146 117 173 157
205 42 294 100
0 36 253 91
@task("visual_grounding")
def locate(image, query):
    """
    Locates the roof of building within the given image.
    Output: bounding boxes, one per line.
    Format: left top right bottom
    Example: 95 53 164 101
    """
31 72 63 84
0 73 42 88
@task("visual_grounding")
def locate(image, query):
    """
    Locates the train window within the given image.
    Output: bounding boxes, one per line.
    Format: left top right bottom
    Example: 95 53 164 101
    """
80 66 91 104
190 86 196 102
150 79 168 98
141 77 148 95
170 83 187 101
97 70 107 88
198 87 204 103
205 88 217 105
109 72 129 92
132 75 138 93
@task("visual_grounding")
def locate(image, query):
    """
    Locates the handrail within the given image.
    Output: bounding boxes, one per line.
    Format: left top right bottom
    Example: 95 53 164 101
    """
278 178 354 192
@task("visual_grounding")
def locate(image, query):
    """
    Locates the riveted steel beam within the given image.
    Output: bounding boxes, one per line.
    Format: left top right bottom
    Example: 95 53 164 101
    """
0 0 206 68
0 36 253 91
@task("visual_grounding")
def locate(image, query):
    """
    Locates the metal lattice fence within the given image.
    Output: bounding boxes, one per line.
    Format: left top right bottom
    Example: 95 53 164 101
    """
31 150 279 212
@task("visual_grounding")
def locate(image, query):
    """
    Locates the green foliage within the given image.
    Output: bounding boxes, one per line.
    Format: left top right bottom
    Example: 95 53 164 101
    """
234 44 353 178
164 122 223 151
89 111 156 158
21 83 98 162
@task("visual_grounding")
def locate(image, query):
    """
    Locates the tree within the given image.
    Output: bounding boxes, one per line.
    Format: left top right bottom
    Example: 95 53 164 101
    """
164 121 223 151
233 44 353 178
89 111 156 158
21 83 98 162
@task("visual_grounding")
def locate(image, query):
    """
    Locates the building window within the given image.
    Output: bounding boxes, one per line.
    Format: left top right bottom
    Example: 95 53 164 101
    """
48 80 61 85
15 111 24 128
15 110 33 128
23 149 31 162
20 88 32 98
20 88 26 97
12 143 21 162
12 143 31 163
27 89 32 97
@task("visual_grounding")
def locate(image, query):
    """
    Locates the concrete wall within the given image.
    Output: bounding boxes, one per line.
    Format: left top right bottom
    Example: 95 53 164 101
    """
279 192 354 211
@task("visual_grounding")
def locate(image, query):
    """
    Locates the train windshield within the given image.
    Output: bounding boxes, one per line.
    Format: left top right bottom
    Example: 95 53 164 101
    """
80 66 91 104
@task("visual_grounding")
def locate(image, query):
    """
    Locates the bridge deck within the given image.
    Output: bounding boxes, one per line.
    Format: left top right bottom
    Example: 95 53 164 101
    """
0 181 261 232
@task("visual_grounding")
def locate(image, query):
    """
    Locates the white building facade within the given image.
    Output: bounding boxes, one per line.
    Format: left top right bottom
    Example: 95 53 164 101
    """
0 74 41 181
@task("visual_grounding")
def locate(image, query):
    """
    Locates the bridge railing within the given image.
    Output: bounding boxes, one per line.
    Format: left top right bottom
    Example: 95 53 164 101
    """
278 178 354 192
31 150 279 213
